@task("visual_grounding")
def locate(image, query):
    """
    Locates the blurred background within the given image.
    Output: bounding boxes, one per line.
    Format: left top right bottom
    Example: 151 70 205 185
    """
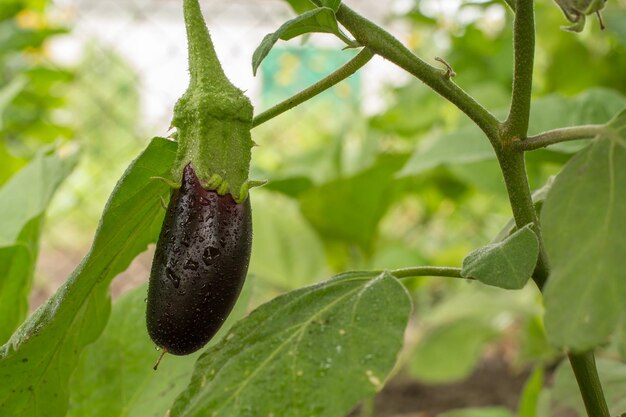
1 0 625 415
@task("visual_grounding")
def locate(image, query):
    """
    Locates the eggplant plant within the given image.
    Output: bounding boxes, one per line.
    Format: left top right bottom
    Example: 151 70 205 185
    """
0 0 624 417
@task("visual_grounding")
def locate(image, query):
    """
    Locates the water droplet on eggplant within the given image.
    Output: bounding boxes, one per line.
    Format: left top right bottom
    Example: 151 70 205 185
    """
146 163 252 356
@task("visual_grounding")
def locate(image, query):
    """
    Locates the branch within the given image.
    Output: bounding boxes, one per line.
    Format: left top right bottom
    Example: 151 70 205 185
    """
502 0 535 140
391 266 464 280
502 0 516 11
334 4 500 143
516 125 603 151
252 48 374 128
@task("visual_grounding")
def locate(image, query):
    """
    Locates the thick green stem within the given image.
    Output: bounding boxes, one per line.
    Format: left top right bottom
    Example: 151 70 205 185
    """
497 1 609 414
335 4 500 143
503 0 534 140
496 148 549 289
568 352 611 417
517 125 603 151
252 48 374 128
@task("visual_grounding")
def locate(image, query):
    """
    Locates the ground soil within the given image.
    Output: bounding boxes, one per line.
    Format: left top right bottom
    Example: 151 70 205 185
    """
351 357 532 417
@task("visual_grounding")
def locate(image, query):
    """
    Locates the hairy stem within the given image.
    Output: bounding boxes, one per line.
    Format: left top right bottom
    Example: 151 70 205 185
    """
496 148 549 288
497 1 609 414
182 0 226 88
568 352 611 417
252 48 374 128
335 4 500 143
517 125 603 151
503 0 535 140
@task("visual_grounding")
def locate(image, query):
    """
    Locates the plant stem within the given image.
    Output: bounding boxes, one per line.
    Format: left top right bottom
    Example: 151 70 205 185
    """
390 266 464 279
252 48 374 128
495 149 548 288
568 351 611 417
182 0 227 88
335 4 500 143
502 0 516 12
497 2 609 415
502 0 535 140
517 125 603 151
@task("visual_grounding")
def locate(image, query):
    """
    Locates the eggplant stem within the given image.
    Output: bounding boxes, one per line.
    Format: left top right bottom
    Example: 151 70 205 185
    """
153 348 168 370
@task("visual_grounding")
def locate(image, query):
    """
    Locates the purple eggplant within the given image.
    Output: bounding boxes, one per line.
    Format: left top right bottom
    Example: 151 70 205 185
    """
146 163 252 356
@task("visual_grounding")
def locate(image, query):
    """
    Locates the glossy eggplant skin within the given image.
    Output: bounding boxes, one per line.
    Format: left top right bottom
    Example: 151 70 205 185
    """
147 164 252 355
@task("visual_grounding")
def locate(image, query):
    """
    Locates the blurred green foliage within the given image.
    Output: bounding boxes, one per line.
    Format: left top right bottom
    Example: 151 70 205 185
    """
0 0 74 183
255 0 626 399
45 43 146 249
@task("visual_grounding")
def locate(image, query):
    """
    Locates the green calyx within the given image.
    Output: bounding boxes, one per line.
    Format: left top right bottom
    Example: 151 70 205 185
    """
171 0 254 203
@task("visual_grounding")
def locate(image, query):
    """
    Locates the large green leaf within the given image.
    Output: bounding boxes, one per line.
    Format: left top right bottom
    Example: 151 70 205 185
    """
0 148 77 343
252 7 354 75
299 154 408 248
170 271 411 417
542 110 626 350
0 137 176 417
249 191 328 289
68 278 253 417
461 225 539 290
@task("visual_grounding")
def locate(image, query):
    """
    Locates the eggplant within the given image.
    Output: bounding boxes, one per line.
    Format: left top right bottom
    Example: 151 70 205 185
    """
146 163 252 356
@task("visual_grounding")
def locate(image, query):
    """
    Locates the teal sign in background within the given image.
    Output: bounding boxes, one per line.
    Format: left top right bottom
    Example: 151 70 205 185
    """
260 47 361 113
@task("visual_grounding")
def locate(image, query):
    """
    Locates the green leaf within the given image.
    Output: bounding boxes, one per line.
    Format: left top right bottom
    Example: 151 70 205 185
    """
398 124 494 177
0 219 42 345
0 137 176 417
551 358 626 417
492 177 554 244
542 110 626 350
0 148 77 246
517 367 544 417
448 160 507 196
299 154 408 248
528 89 626 153
0 149 77 344
399 89 626 178
461 225 539 290
262 175 314 197
170 271 411 417
438 407 513 417
249 191 328 289
67 284 200 417
282 0 316 14
319 0 341 12
409 319 499 383
0 76 27 128
252 7 354 75
68 278 253 417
